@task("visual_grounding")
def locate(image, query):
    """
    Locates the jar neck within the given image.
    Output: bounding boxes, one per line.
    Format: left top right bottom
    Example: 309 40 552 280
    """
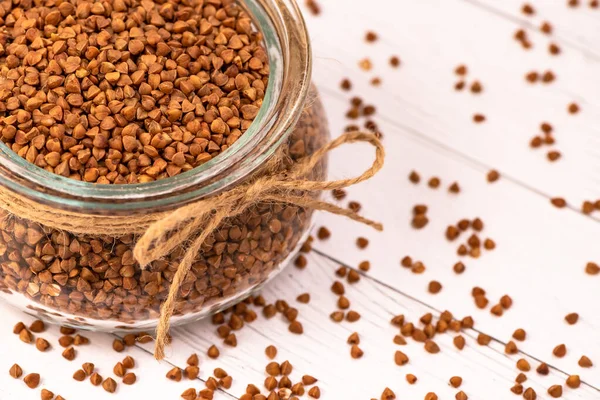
0 0 311 214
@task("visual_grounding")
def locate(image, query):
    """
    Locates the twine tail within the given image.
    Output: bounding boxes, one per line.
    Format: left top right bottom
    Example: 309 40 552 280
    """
279 131 385 192
153 210 230 360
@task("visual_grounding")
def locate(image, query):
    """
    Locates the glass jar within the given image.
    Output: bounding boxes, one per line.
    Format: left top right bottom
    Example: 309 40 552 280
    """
0 0 328 331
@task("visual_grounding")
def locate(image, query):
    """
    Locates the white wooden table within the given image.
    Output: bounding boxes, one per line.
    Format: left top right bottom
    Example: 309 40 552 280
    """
2 0 600 399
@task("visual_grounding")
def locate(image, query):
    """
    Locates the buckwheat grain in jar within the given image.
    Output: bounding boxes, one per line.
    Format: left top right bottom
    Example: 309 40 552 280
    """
0 0 383 356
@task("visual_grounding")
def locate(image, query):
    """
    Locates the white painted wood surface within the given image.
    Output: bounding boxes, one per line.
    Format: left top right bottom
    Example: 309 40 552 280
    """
1 0 600 399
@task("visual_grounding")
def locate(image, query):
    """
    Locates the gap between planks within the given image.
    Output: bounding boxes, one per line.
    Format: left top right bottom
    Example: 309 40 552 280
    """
319 84 600 226
313 247 600 393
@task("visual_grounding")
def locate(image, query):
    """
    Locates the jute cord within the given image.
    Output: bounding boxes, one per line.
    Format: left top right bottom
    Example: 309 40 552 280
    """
0 131 385 359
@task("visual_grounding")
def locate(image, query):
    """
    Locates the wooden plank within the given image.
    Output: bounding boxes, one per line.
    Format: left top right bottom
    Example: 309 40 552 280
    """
3 248 596 399
310 85 600 389
465 0 600 58
0 305 242 400
305 0 600 211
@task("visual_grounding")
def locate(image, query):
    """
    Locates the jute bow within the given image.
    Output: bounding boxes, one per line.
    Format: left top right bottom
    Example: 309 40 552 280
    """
0 131 385 360
137 131 385 359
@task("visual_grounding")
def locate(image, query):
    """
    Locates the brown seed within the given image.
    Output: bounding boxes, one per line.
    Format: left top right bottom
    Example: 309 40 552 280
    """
449 182 460 193
549 43 561 55
41 389 54 400
547 385 562 398
280 361 292 376
297 293 310 303
553 344 566 358
522 3 535 14
340 79 352 91
566 375 580 389
289 321 303 334
455 81 466 91
347 332 360 345
565 313 579 325
516 373 527 383
13 322 26 334
453 261 466 274
35 338 50 352
455 391 468 400
541 21 553 34
568 103 580 114
90 373 102 386
473 114 486 123
24 373 40 389
330 311 344 322
428 281 442 294
265 345 278 360
586 262 600 275
294 255 307 269
62 347 76 361
455 65 468 76
517 359 531 372
82 363 95 376
73 369 86 381
102 377 117 393
490 304 503 316
317 227 330 240
122 356 135 369
526 71 539 83
350 345 363 359
470 81 483 94
181 388 197 400
29 320 45 333
505 341 518 354
513 329 527 341
486 170 500 183
582 201 595 214
346 310 361 322
359 58 373 71
578 355 593 367
394 350 409 366
477 333 491 346
551 198 567 208
113 339 125 352
453 335 466 350
425 393 438 400
547 150 562 161
412 214 429 229
302 375 318 385
166 367 182 381
381 387 396 400
406 374 418 384
449 376 462 388
428 177 441 188
208 345 220 359
308 386 321 398
390 56 401 68
9 364 23 379
536 363 549 375
185 366 199 380
19 328 33 344
511 384 524 395
424 340 440 354
356 237 369 249
113 362 125 378
365 31 378 42
58 336 74 348
409 170 421 184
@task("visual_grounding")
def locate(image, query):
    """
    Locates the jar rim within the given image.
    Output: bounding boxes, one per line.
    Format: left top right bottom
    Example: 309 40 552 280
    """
0 0 312 213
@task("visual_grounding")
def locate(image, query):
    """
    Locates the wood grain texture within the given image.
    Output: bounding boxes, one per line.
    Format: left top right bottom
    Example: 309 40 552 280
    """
0 0 599 399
